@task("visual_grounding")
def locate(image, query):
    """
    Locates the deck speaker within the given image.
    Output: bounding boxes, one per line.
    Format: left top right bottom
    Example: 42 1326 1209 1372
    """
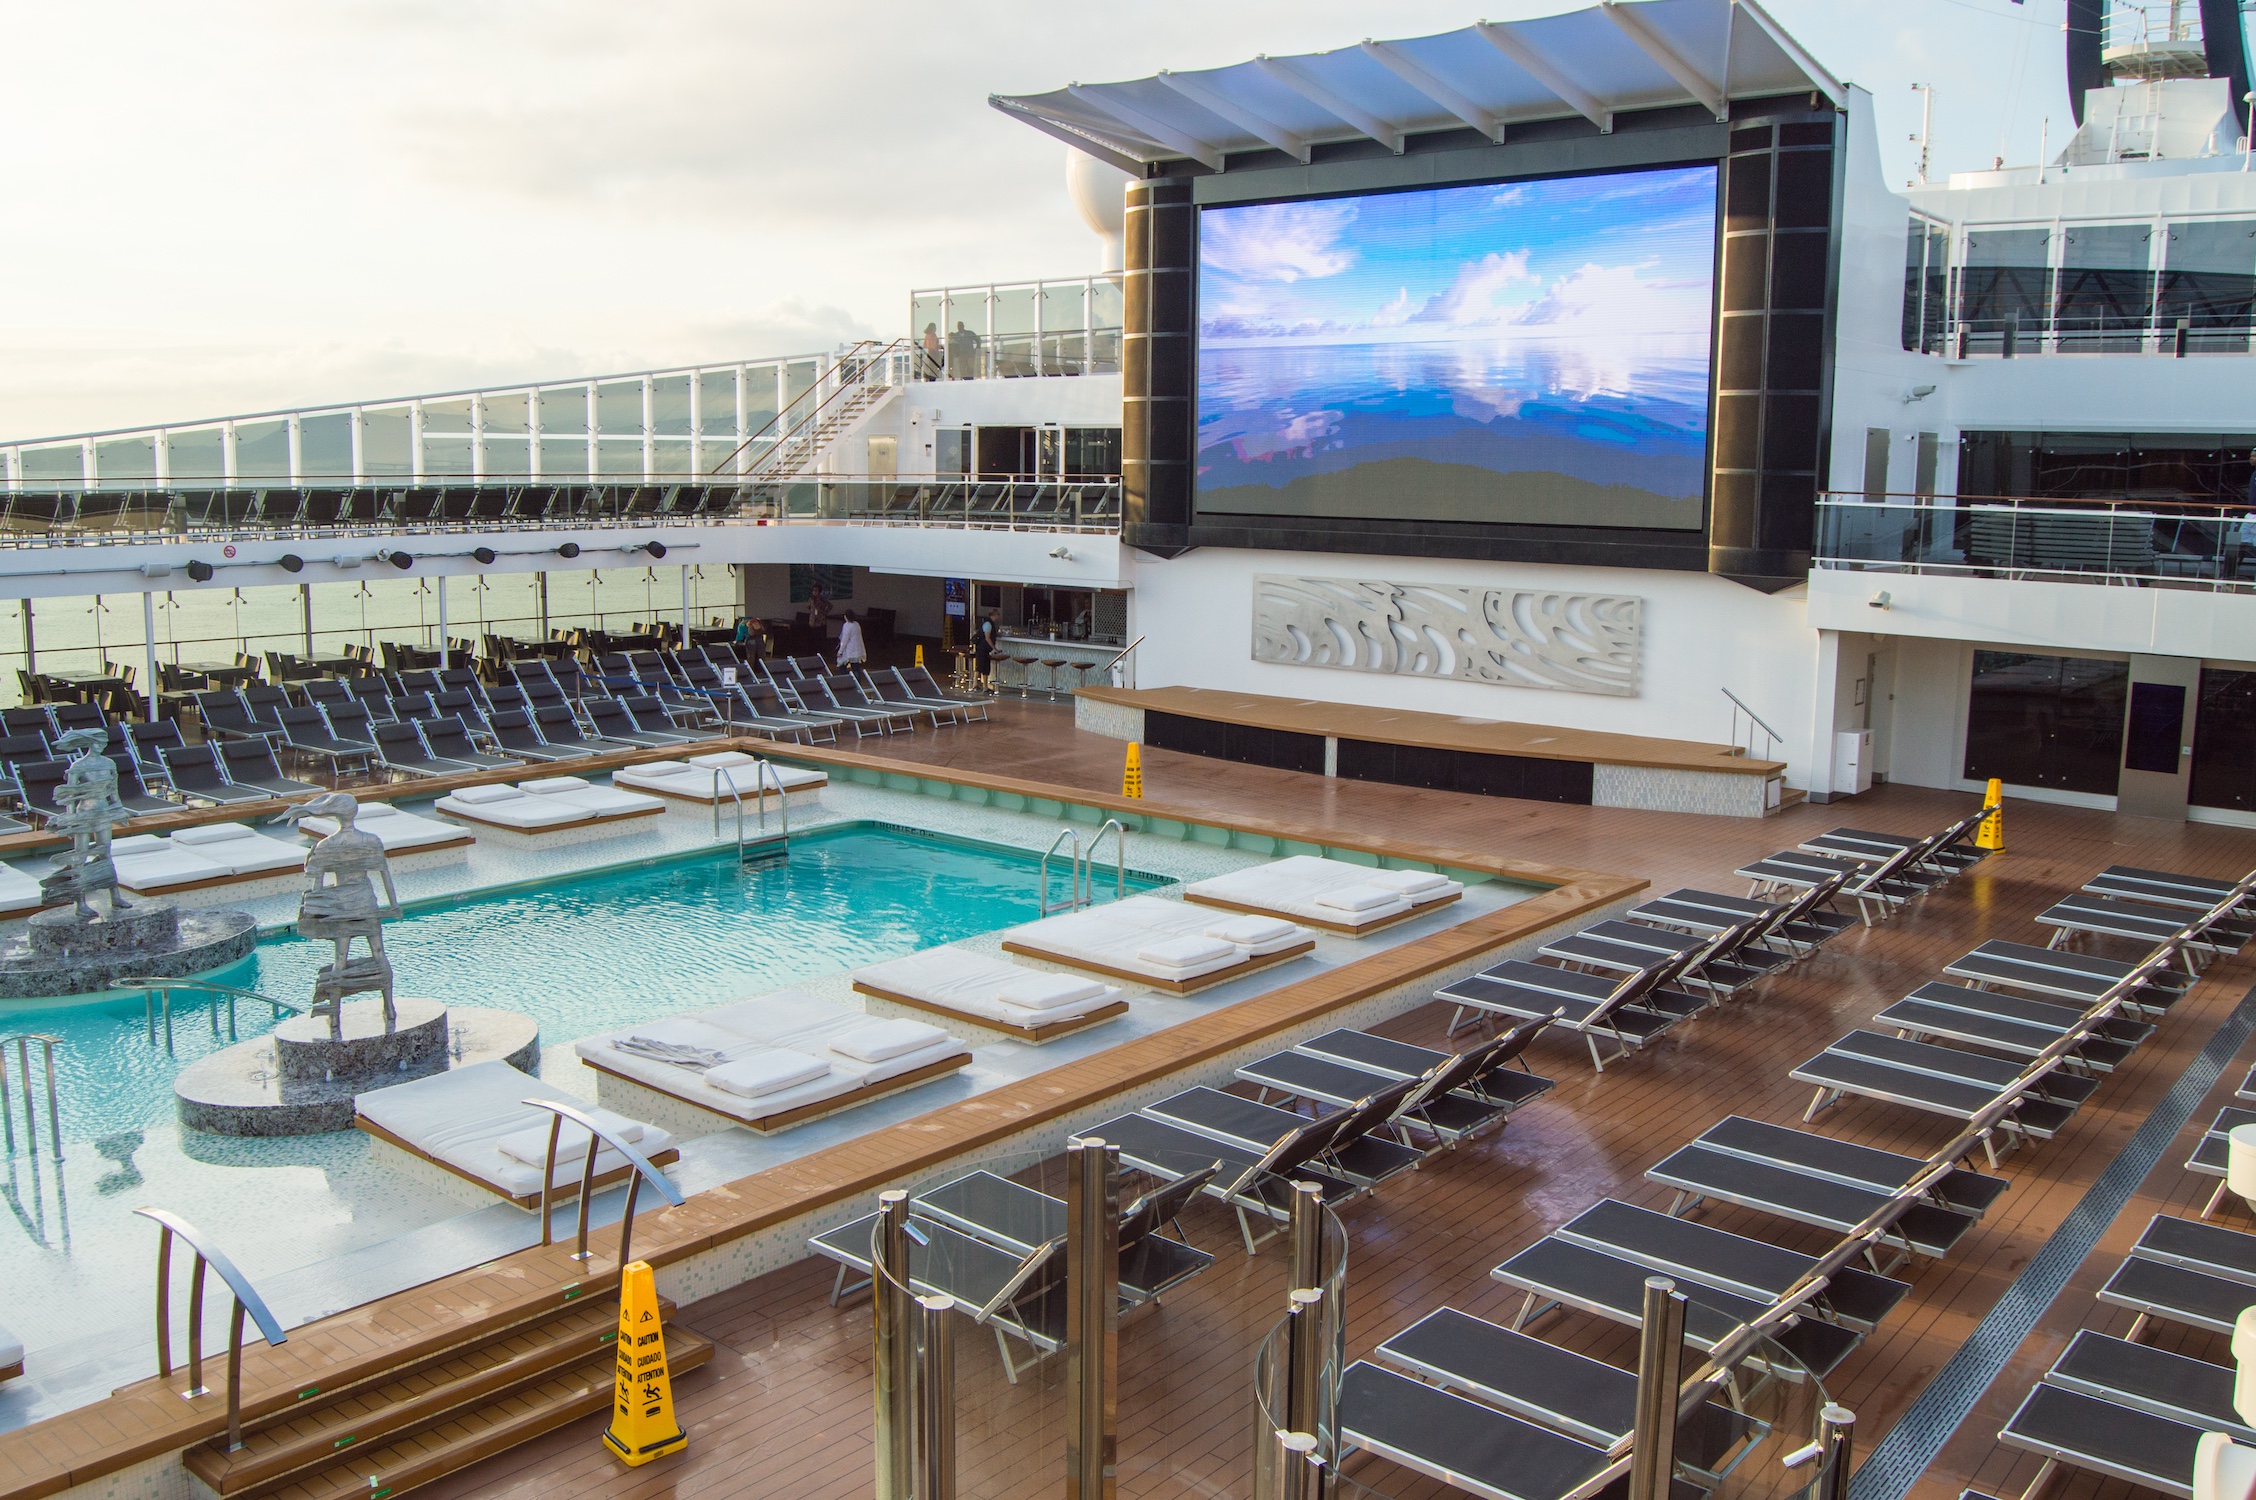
472 547 497 565
185 560 214 582
278 554 304 573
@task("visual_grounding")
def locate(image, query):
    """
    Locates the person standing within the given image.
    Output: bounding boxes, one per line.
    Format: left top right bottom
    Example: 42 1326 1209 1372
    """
835 611 867 670
973 607 1000 682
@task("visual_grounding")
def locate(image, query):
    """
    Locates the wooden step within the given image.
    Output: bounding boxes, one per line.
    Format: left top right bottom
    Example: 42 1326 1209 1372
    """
185 1298 676 1498
258 1329 710 1500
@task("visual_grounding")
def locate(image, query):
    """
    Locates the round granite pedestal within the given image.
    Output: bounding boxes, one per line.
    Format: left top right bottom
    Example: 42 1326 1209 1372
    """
0 901 257 999
173 1001 541 1136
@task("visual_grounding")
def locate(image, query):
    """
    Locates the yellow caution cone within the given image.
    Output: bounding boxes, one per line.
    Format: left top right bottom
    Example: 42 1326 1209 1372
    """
1975 777 2005 852
603 1261 686 1467
1122 742 1144 800
914 644 924 669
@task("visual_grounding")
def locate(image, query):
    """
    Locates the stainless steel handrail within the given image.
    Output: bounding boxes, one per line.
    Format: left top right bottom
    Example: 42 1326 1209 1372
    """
1039 827 1082 916
523 1097 686 1269
1082 819 1126 909
714 774 747 857
129 976 304 1051
754 758 789 844
0 1034 63 1160
134 1206 288 1452
1721 688 1783 763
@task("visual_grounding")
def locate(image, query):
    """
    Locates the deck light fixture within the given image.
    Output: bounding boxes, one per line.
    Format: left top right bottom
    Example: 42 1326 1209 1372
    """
1868 591 1891 609
278 554 304 573
472 547 496 565
556 543 581 559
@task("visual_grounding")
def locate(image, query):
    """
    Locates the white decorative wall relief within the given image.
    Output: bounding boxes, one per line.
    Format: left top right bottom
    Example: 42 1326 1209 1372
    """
1251 576 1642 697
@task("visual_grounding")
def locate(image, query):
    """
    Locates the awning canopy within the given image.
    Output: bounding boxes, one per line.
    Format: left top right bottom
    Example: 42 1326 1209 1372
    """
990 0 1844 175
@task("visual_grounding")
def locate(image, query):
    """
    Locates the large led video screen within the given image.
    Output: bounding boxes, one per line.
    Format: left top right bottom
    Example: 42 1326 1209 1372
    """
1195 164 1717 530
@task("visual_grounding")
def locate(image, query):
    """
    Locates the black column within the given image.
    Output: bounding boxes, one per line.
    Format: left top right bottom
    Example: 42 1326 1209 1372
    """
1122 178 1195 557
2202 0 2252 135
2066 0 2107 125
1709 116 1839 592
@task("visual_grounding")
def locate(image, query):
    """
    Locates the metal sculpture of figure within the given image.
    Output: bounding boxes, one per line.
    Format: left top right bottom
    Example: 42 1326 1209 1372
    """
39 727 133 919
280 792 403 1037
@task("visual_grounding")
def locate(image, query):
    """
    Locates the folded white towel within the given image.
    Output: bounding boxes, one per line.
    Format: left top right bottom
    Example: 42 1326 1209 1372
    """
1138 934 1236 970
493 1110 645 1167
354 802 402 819
831 1018 951 1063
172 822 253 847
1315 884 1399 914
689 751 756 769
449 783 524 806
1203 914 1300 946
521 776 590 795
705 1049 832 1099
1368 868 1449 895
632 760 690 776
994 972 1110 1012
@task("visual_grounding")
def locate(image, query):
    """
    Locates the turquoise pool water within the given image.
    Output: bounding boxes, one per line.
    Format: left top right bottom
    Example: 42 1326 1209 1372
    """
2 823 1164 1141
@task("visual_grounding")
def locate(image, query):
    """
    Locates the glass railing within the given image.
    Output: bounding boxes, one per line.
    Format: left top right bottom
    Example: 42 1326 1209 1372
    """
908 275 1126 380
1816 491 2256 587
764 476 1121 530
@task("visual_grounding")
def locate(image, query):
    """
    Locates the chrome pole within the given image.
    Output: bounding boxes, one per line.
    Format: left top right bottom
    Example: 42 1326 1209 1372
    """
15 1038 33 1151
915 1292 957 1500
1628 1278 1686 1500
873 1191 915 1500
1288 1181 1324 1292
1275 1430 1321 1500
536 1114 564 1247
1819 1405 1855 1500
0 1038 14 1156
1065 1137 1120 1500
38 1038 59 1161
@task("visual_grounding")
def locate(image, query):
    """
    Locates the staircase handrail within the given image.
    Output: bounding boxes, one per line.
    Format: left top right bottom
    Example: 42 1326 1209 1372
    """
524 1096 686 1271
133 1207 288 1452
711 339 908 483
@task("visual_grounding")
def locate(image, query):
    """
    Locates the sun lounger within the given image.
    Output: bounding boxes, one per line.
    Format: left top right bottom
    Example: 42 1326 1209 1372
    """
1000 894 1314 994
1182 854 1463 935
1685 1114 2009 1215
1241 1020 1555 1147
853 669 964 727
292 801 471 854
1435 954 1701 1070
850 945 1128 1042
1555 1198 1909 1330
1646 1142 1978 1268
1375 1308 1758 1479
369 720 478 777
1336 1360 1624 1500
485 708 593 763
2048 1330 2255 1442
904 1168 1215 1317
1079 1101 1369 1253
1791 1030 2088 1161
16 757 173 820
352 1059 678 1209
410 714 522 771
1490 1232 1865 1380
1145 1084 1424 1195
2183 1106 2256 1217
814 675 920 733
1873 994 2131 1073
2084 864 2256 915
1881 980 2152 1061
214 738 323 798
894 666 991 722
110 822 309 895
435 776 666 835
779 677 896 738
572 990 972 1132
1998 1380 2204 1498
2036 892 2242 957
157 745 271 806
582 697 697 747
612 751 827 804
1942 939 2188 1014
276 705 374 776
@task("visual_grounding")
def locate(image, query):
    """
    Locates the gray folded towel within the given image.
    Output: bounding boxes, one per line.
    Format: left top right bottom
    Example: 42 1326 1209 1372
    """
610 1035 727 1070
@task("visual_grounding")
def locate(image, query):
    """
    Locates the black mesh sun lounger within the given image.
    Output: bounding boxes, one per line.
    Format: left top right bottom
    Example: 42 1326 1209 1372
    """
2047 1329 2255 1442
2037 892 2238 954
2183 1106 2256 1215
371 720 477 777
2000 1381 2204 1497
898 666 990 721
909 1168 1215 1307
2096 1253 2255 1336
156 745 271 806
215 738 323 798
17 757 172 818
2084 863 2256 914
1336 1361 1618 1500
1943 940 2188 1013
1873 994 2136 1073
858 669 966 726
1645 1143 1978 1266
2128 1213 2256 1284
486 708 594 763
1079 1106 1359 1254
1789 1032 2083 1163
1437 958 1696 1071
1688 1114 2009 1216
582 698 696 747
808 1211 1066 1381
412 715 523 771
1376 1308 1757 1478
277 705 373 776
1143 1085 1425 1194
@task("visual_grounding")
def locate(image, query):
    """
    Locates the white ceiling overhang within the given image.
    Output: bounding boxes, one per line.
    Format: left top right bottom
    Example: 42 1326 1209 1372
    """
990 0 1844 175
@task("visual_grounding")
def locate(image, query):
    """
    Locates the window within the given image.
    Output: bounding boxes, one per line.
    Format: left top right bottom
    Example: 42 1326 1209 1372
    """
2054 223 2153 352
2192 668 2256 811
1862 428 1890 502
1901 216 1950 353
1964 650 2128 795
1958 228 2050 353
1064 427 1121 478
2159 219 2256 353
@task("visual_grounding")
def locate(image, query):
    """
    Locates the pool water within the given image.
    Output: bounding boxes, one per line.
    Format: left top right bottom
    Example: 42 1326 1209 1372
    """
3 823 1164 1141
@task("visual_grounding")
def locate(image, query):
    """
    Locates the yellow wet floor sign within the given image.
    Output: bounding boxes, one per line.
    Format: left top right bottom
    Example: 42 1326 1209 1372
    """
1123 741 1144 799
603 1260 686 1466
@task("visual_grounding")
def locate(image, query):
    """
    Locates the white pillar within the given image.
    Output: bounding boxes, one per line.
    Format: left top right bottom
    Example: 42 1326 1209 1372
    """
438 575 449 669
143 592 159 723
681 564 692 642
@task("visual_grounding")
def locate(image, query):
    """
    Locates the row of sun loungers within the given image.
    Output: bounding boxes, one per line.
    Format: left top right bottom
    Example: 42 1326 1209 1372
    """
1738 808 1990 926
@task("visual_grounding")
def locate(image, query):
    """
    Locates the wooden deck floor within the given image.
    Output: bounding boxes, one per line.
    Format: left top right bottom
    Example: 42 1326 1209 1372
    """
410 701 2256 1500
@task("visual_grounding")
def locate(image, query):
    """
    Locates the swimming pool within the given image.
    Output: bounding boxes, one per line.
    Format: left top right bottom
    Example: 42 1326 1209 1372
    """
2 823 1166 1142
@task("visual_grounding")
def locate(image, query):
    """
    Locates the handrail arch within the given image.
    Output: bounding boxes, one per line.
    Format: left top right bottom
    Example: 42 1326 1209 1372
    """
524 1096 686 1272
133 1207 287 1452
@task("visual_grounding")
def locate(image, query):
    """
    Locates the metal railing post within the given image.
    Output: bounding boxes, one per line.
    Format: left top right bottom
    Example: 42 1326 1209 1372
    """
1288 1181 1324 1291
1065 1137 1120 1500
915 1292 957 1500
1284 1288 1324 1440
1818 1405 1855 1500
1275 1430 1322 1500
1628 1277 1687 1500
874 1191 916 1500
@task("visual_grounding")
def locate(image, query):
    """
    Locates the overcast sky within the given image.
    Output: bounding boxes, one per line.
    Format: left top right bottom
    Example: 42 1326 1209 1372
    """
1 0 2092 440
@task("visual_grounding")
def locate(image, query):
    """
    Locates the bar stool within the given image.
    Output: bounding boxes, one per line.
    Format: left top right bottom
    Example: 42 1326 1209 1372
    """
1022 658 1055 695
1051 661 1084 694
993 654 1028 693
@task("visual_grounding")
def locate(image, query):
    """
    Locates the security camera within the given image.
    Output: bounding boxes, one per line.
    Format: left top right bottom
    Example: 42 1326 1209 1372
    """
1869 590 1893 609
1902 384 1937 403
1048 546 1074 561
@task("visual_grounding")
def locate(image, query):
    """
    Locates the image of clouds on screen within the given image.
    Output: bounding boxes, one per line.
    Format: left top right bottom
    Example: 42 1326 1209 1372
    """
1193 165 1717 531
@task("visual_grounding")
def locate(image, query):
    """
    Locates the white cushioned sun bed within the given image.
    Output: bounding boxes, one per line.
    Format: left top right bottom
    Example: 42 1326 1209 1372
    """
1183 855 1464 935
851 946 1129 1041
0 1320 21 1381
353 1059 678 1209
110 823 309 894
612 752 827 803
999 894 1314 994
295 801 472 852
573 990 971 1132
434 776 666 832
0 861 49 919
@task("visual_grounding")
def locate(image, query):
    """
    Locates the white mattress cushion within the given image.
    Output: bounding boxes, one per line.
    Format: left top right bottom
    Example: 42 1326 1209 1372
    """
200 834 307 875
1203 915 1301 946
449 783 524 806
0 863 43 905
1368 868 1450 895
1138 934 1236 970
110 834 169 855
993 971 1110 1012
114 848 227 887
171 822 253 847
1316 884 1399 914
521 776 590 795
831 1018 952 1063
352 802 402 820
689 751 756 768
0 1322 20 1368
628 760 689 776
551 786 665 815
705 1049 833 1099
492 1109 646 1167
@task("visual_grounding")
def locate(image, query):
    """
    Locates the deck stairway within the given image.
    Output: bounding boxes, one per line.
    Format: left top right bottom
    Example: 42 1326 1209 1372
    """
181 1291 711 1500
743 338 908 487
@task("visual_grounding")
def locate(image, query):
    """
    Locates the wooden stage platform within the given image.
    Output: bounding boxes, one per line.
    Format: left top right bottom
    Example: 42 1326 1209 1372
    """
1074 684 1787 817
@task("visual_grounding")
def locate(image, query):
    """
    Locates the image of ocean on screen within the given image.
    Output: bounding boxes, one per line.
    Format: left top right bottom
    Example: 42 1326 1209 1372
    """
1195 165 1717 529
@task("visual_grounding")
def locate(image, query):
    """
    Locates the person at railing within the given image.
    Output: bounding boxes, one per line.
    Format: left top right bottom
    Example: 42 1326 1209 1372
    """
919 323 942 381
806 582 832 634
947 321 979 380
835 611 867 670
974 608 999 680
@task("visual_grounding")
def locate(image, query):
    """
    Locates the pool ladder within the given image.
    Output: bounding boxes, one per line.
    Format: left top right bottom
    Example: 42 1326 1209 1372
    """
124 976 306 1054
715 757 790 864
1039 819 1127 916
0 1033 63 1161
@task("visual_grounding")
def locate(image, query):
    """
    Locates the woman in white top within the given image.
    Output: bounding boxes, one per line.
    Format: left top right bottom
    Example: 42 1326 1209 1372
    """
835 612 867 668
